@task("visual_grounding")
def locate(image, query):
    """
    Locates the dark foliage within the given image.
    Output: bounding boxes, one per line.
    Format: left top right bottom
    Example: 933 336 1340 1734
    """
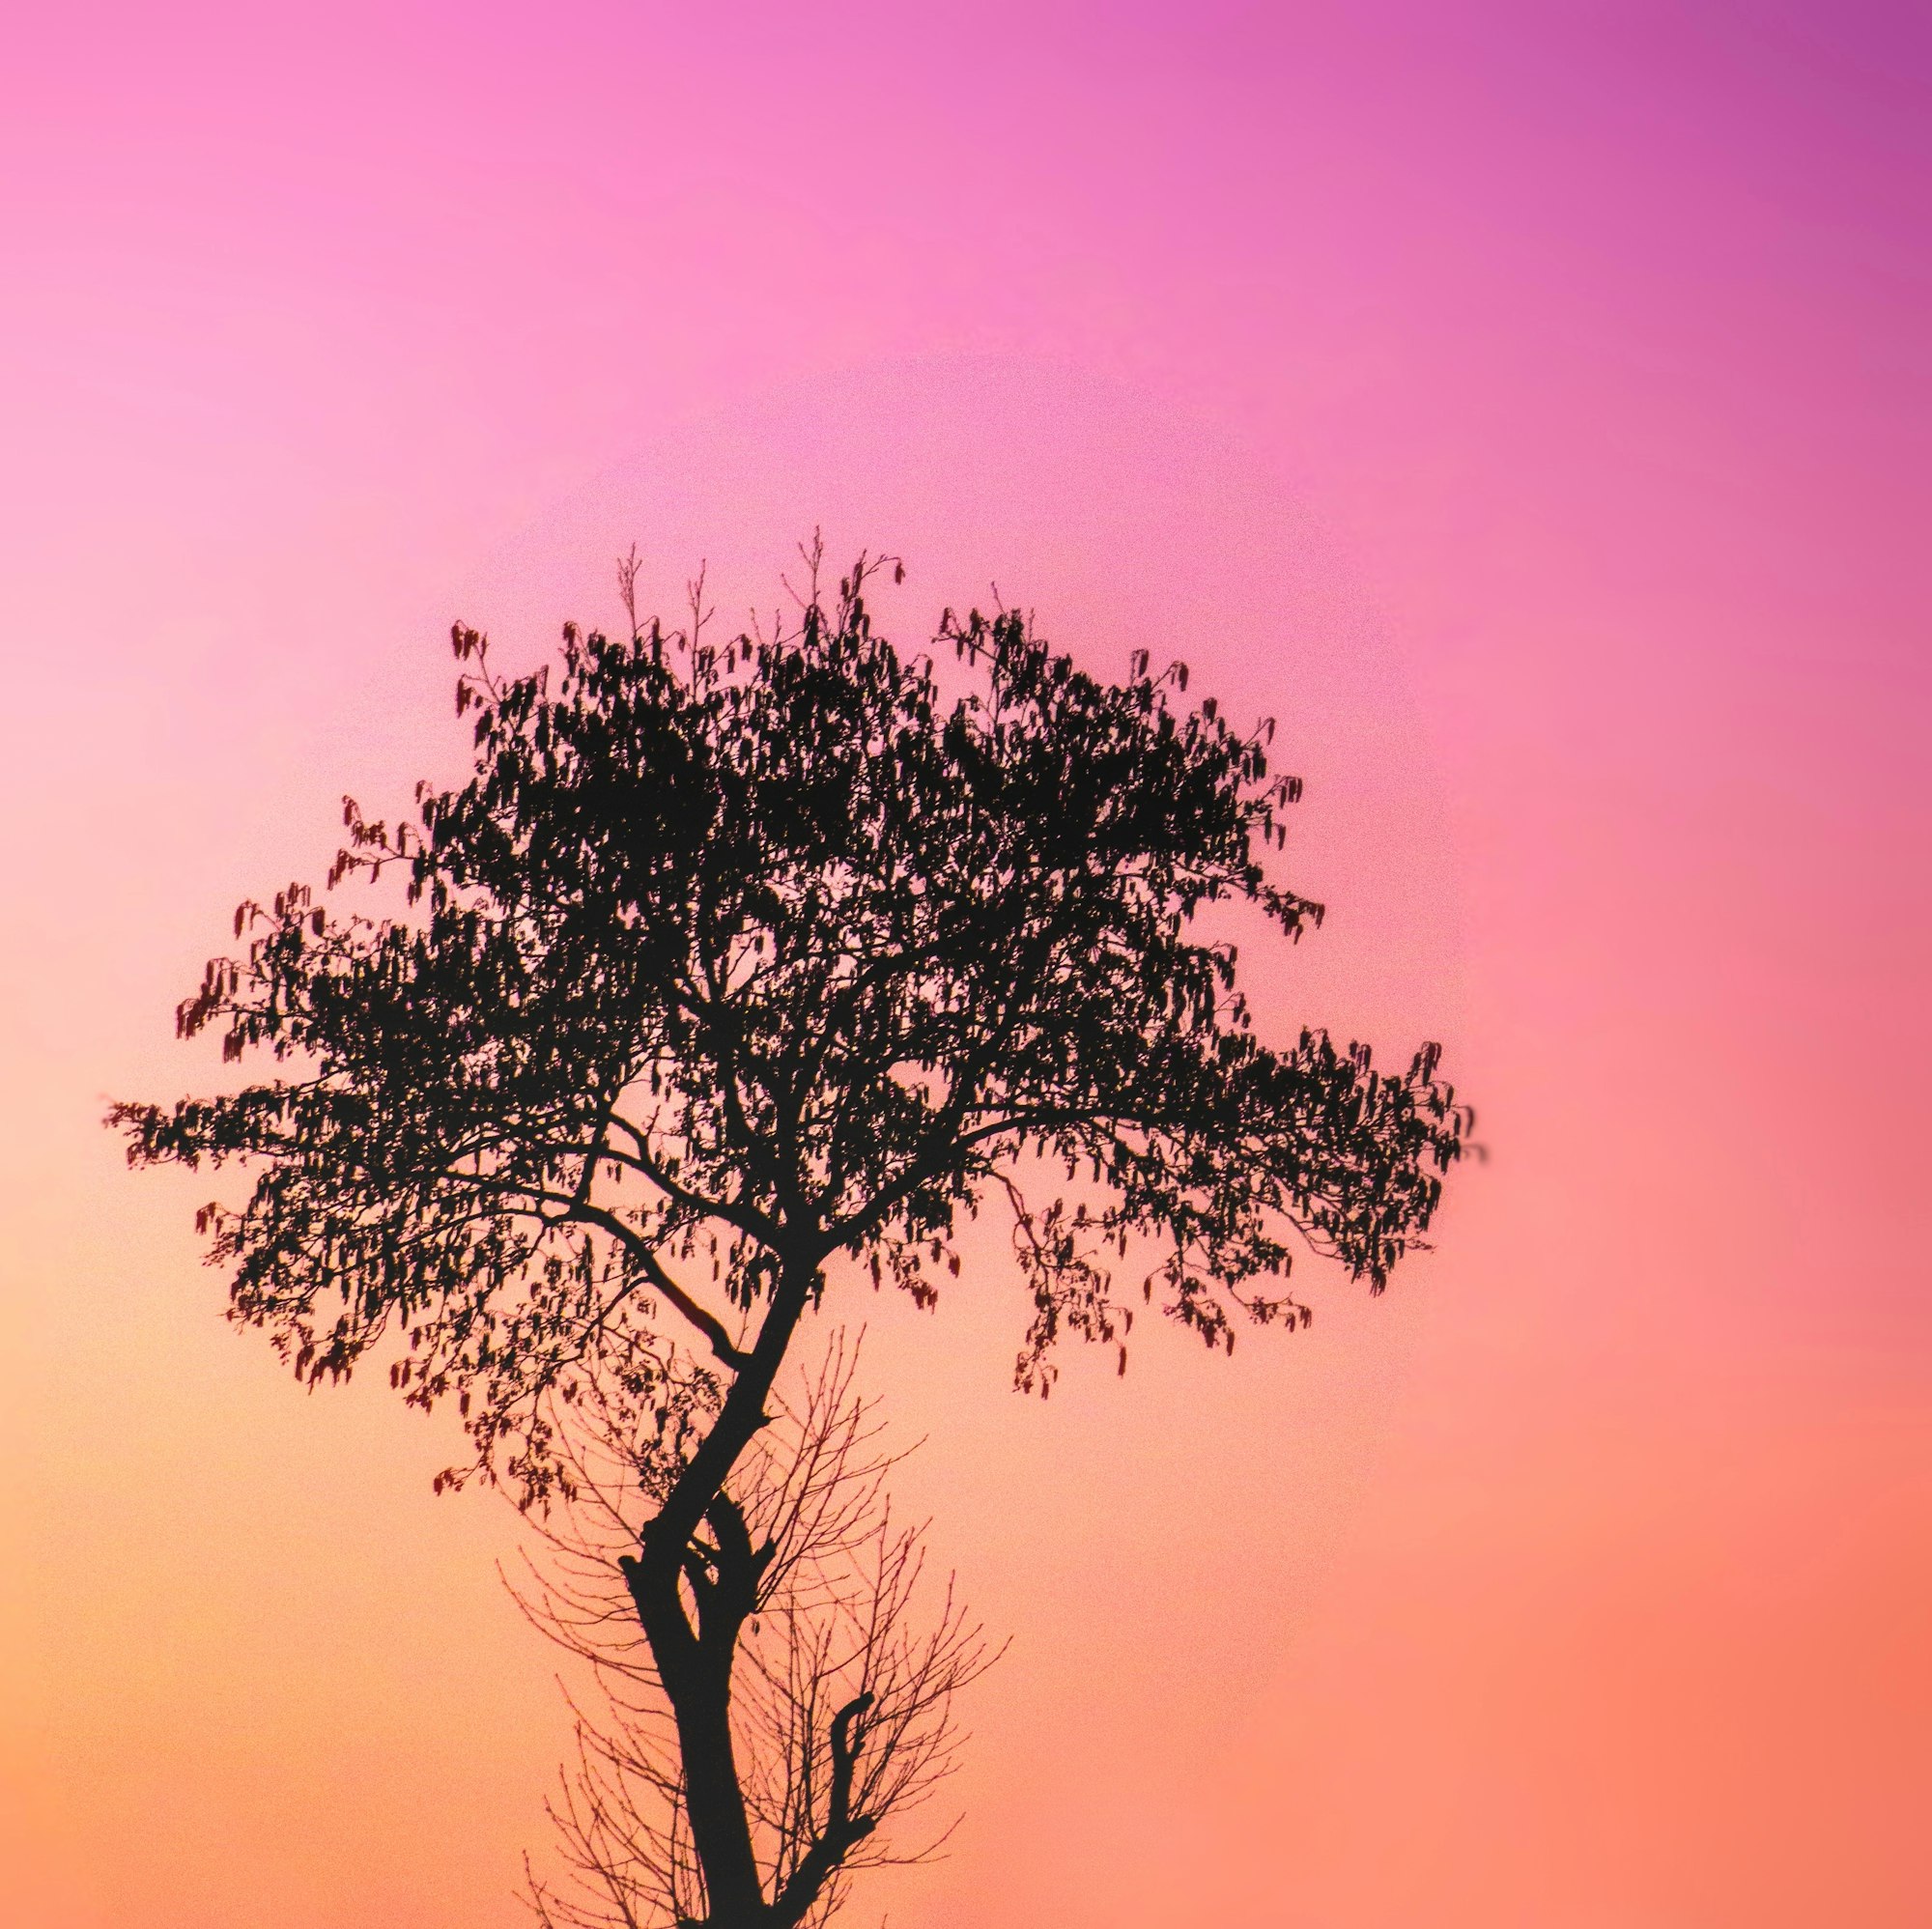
115 544 1471 1926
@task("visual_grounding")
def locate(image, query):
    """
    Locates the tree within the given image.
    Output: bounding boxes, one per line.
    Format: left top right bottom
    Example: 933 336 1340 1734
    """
114 542 1472 1928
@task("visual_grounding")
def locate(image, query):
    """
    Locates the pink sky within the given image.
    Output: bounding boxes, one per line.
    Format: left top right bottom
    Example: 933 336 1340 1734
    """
3 5 1927 1924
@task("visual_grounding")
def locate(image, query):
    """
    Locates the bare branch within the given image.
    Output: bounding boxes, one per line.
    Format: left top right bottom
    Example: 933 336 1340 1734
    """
514 1333 999 1929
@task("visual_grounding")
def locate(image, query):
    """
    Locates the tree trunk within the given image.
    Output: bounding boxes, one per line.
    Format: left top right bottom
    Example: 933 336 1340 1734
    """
667 1660 764 1924
619 1256 821 1925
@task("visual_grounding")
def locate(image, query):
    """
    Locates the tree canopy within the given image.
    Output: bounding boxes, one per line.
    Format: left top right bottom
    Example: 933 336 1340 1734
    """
117 550 1469 1499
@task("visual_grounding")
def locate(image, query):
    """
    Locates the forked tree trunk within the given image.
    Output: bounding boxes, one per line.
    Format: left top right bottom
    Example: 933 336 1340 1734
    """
619 1258 821 1927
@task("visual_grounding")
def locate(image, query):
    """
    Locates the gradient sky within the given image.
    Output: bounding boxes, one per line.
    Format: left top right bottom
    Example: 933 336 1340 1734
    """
3 5 1927 1925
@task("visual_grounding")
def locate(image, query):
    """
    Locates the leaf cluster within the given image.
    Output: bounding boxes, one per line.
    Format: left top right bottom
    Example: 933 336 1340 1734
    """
114 551 1472 1496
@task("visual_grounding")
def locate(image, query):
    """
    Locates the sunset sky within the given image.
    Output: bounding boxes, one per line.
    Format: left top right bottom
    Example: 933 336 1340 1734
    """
3 4 1927 1924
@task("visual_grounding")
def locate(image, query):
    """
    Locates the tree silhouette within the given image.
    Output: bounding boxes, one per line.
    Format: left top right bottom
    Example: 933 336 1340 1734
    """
115 541 1472 1927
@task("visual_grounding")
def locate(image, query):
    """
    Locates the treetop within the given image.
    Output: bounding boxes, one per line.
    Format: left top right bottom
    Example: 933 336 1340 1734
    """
115 547 1472 1500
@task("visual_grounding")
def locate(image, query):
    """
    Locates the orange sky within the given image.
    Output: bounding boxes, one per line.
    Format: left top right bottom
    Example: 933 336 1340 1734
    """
3 6 1928 1924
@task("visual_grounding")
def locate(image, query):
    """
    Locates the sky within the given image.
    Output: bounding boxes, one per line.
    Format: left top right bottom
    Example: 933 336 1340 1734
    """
2 3 1927 1923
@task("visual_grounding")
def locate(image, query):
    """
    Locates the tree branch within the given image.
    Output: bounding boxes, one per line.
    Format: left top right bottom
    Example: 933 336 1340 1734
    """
563 1201 753 1373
